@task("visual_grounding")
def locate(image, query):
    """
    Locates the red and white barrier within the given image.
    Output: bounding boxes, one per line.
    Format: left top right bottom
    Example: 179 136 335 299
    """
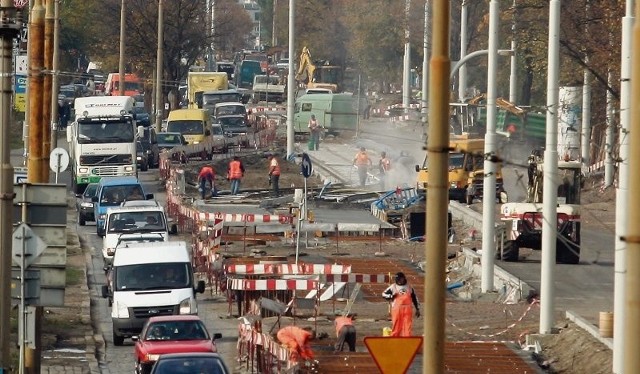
224 263 351 275
228 278 318 291
198 212 293 225
320 273 391 283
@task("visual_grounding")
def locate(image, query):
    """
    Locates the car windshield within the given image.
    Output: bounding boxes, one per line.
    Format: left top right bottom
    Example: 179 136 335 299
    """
143 320 209 341
84 184 98 198
449 153 465 169
153 356 227 374
99 185 145 207
218 117 246 127
77 120 134 144
157 134 182 145
211 126 223 136
167 120 204 135
114 262 191 291
106 211 166 233
215 106 246 116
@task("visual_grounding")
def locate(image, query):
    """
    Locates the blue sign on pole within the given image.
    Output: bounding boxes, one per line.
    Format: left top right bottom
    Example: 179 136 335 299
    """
301 153 313 178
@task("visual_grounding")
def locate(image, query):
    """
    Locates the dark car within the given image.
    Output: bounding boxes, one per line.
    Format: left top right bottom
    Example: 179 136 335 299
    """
75 182 98 226
136 141 149 171
157 132 188 151
217 115 249 137
150 352 230 374
134 315 222 374
134 106 151 127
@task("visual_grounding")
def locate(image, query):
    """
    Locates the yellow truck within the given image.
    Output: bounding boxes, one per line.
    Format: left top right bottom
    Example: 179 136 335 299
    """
415 134 507 204
187 72 229 109
166 109 211 145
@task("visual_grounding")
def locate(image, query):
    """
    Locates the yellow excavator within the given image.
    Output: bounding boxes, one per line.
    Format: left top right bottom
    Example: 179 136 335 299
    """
295 46 343 93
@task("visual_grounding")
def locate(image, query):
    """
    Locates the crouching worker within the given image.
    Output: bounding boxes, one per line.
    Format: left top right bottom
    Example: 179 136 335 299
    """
276 326 314 363
334 315 356 352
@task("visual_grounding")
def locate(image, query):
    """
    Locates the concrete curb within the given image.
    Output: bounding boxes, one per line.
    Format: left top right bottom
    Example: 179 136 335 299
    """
566 310 613 350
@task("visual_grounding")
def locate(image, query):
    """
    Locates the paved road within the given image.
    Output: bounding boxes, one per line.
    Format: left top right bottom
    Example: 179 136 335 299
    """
316 117 616 325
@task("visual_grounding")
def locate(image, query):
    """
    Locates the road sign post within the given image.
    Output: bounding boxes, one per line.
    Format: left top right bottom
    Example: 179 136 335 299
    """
49 147 69 184
295 153 313 265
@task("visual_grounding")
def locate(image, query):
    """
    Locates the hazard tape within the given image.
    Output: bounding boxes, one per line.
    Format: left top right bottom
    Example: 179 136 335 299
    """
445 299 539 339
228 278 318 290
320 273 390 283
198 212 293 225
225 263 351 275
248 106 286 114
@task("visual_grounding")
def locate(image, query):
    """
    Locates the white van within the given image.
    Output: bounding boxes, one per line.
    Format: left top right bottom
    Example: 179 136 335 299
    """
101 241 205 346
101 202 177 268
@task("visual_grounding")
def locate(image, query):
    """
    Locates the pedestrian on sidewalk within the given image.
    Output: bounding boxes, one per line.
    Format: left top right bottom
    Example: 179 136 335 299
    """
308 114 322 150
353 147 372 188
197 164 215 199
227 156 245 195
382 272 420 337
268 154 281 197
378 151 391 191
334 315 356 352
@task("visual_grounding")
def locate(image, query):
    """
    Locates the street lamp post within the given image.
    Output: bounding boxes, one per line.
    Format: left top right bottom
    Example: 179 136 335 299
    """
450 49 514 80
155 0 164 132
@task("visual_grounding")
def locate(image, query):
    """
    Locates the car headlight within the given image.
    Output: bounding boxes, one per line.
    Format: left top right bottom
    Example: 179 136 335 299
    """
99 214 106 221
193 141 200 144
136 156 142 161
144 354 160 362
81 202 93 208
114 300 129 318
124 166 134 172
79 167 89 173
179 297 196 314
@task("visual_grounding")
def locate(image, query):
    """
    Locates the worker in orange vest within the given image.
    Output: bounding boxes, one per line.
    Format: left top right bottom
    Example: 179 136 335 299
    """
227 156 245 195
353 147 372 188
276 326 314 363
382 272 420 337
268 154 281 197
197 164 215 199
334 315 356 352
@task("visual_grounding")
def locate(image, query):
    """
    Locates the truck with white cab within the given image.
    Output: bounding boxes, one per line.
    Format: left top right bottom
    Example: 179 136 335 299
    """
67 96 139 194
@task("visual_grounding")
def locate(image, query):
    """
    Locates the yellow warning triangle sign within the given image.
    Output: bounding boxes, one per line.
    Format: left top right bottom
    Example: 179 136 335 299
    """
364 336 423 374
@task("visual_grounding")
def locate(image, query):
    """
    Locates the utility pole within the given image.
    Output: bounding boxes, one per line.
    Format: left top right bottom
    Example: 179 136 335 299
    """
50 0 60 150
458 0 467 102
155 0 164 132
540 0 560 335
285 0 295 159
27 0 44 182
481 0 499 293
402 0 411 113
424 0 449 372
581 0 592 168
272 0 277 47
509 0 517 103
118 0 125 96
43 0 54 181
421 0 430 123
0 2 18 373
625 0 640 370
614 1 634 371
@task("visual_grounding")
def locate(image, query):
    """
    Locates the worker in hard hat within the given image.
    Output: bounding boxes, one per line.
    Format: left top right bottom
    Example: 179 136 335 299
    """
382 272 420 336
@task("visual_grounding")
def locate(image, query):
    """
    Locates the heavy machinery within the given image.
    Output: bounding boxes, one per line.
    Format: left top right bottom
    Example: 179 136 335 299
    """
415 133 507 204
498 150 582 264
295 46 343 93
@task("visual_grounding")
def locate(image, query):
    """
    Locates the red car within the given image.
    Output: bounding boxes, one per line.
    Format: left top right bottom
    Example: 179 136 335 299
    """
133 315 222 374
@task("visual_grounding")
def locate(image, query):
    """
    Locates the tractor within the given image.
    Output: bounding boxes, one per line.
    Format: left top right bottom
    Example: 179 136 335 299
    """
498 150 582 264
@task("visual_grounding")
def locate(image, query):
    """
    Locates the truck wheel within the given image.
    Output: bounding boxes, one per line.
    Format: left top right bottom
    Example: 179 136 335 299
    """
556 238 580 264
497 240 519 262
79 215 86 226
113 331 124 346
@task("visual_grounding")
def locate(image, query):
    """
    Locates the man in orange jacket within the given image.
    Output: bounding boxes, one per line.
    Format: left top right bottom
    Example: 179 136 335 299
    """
382 272 420 337
276 326 314 363
227 156 245 195
334 315 356 352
